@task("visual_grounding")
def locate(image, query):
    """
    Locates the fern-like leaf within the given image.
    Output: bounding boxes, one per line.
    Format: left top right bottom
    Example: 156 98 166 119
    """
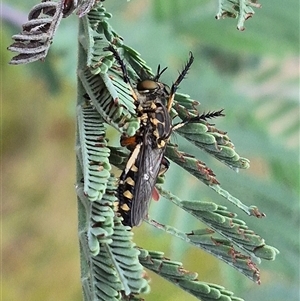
139 248 245 301
156 187 278 260
8 1 64 64
77 168 149 298
77 103 111 203
216 0 262 31
7 0 100 65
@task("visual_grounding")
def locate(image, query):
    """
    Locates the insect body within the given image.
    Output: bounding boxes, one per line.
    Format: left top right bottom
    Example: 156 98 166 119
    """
107 46 223 227
117 77 174 227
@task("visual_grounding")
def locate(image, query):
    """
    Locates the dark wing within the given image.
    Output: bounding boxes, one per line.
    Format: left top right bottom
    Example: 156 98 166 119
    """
130 135 165 226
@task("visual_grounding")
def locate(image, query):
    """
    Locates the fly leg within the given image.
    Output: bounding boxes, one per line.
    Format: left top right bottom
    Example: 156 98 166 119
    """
172 109 225 131
167 52 194 112
105 45 138 101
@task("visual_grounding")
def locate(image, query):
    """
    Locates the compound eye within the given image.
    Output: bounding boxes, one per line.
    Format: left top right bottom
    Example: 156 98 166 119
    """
137 80 158 93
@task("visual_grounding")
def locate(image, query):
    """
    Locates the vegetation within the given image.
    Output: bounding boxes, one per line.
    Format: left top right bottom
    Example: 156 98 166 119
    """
2 1 299 301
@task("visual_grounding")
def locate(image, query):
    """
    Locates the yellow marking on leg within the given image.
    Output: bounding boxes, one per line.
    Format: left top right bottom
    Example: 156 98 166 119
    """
124 144 141 175
167 93 175 112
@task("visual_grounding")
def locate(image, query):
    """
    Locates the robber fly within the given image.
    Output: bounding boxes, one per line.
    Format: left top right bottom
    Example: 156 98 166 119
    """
107 46 223 227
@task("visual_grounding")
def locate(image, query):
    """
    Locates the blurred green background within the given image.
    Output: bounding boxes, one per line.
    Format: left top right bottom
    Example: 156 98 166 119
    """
2 1 299 300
